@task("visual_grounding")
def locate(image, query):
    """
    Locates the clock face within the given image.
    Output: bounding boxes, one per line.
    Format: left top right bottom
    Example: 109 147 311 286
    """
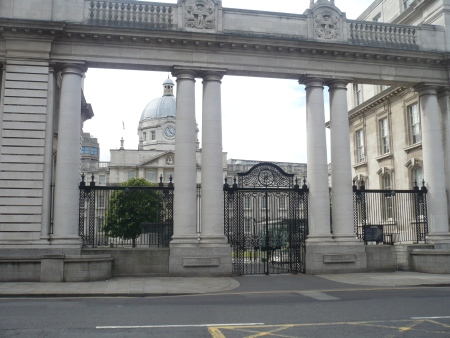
164 125 176 139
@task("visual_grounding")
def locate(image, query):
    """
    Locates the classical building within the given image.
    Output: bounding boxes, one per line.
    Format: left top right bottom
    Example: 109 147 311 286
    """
346 0 448 193
83 78 307 186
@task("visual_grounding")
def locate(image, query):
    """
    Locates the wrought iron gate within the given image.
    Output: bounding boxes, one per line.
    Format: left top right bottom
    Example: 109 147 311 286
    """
224 163 308 275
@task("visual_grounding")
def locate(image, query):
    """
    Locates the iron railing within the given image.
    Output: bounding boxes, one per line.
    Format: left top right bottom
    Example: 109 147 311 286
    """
78 174 174 248
353 180 428 244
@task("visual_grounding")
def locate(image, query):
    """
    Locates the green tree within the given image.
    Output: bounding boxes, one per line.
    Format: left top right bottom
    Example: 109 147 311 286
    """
102 178 159 247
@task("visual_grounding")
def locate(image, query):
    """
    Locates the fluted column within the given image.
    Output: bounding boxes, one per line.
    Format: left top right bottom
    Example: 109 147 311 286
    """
301 78 332 242
171 69 198 244
328 80 357 242
200 71 227 244
52 64 86 246
415 84 450 243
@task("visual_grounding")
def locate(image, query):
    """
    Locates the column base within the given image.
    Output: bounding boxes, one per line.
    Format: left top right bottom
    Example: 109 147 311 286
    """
306 234 334 243
170 235 201 245
427 233 450 249
199 235 228 245
49 235 82 249
333 234 360 244
169 242 232 277
305 242 367 275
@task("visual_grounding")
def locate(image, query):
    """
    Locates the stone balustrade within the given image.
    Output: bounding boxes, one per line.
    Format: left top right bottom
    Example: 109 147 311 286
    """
88 0 176 28
349 21 418 49
81 1 446 52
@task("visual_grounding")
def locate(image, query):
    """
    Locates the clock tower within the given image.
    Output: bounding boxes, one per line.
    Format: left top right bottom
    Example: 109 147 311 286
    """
138 78 187 151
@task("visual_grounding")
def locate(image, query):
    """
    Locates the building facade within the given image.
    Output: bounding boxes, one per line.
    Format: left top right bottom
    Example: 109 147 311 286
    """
1 0 449 277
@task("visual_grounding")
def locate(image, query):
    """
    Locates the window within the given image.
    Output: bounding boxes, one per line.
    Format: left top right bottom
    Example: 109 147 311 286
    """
408 103 421 144
354 84 363 106
82 146 90 154
377 85 389 94
165 171 173 182
244 218 251 233
146 170 156 182
412 166 423 187
151 131 156 140
143 132 147 141
356 129 365 163
379 117 390 154
261 197 267 209
244 196 250 209
403 0 413 10
279 197 286 209
373 13 381 22
97 217 103 228
128 170 135 180
383 174 393 219
98 194 105 208
99 175 106 185
90 147 98 155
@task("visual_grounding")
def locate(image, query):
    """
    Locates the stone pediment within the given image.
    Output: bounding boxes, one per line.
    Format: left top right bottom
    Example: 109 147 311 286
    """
139 151 175 167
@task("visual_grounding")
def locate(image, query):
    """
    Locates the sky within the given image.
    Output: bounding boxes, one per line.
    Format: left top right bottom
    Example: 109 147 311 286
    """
83 0 376 163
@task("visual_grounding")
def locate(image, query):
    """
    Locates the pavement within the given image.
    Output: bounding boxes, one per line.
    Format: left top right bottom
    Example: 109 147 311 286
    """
0 271 449 297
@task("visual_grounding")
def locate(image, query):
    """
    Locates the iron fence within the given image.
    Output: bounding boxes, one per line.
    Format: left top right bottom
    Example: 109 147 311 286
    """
78 174 174 248
353 180 428 244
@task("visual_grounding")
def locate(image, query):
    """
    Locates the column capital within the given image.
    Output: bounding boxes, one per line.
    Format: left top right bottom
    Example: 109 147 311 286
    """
413 83 439 96
59 63 87 77
201 70 226 82
327 79 349 90
300 77 325 89
172 68 198 81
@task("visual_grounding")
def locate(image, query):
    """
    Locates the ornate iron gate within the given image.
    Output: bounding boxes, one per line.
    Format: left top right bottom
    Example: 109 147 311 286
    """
224 163 308 275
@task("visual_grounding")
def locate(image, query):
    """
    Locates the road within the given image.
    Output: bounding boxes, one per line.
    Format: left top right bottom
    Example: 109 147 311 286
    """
1 276 449 337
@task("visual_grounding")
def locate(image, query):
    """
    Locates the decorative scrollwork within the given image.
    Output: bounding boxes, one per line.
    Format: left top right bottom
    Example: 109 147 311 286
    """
238 163 294 188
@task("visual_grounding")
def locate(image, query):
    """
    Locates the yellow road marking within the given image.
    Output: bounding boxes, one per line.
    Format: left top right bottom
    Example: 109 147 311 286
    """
209 319 450 337
208 327 227 338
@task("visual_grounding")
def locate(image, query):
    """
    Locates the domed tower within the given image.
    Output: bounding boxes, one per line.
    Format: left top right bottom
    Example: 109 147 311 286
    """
138 78 177 151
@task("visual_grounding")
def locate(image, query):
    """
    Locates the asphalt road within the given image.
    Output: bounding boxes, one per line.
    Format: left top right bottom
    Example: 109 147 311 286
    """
1 276 449 337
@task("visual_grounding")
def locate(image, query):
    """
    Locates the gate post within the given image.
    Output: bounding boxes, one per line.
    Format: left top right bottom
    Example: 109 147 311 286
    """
301 77 367 274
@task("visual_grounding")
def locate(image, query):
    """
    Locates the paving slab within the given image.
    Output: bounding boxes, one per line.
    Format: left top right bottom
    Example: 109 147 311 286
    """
318 271 450 287
0 272 449 298
0 277 240 297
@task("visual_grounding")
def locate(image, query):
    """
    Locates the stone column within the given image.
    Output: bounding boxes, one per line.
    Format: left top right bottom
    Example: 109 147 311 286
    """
328 80 357 242
415 84 450 244
439 89 450 235
40 67 56 240
301 78 332 242
52 64 86 249
200 71 227 244
171 69 198 244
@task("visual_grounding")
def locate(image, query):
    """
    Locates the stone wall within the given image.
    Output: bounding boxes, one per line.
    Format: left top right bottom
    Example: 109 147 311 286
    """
82 248 169 276
411 249 450 274
365 245 396 271
0 255 112 282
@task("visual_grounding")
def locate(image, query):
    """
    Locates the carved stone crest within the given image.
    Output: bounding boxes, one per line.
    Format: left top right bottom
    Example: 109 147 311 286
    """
185 0 216 30
166 155 174 165
313 8 340 39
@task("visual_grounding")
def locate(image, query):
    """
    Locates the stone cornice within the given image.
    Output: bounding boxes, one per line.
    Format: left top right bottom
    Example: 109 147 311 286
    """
348 86 409 123
0 18 446 69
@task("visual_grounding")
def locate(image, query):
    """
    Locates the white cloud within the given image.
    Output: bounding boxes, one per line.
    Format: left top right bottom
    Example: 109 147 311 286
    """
83 0 374 163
